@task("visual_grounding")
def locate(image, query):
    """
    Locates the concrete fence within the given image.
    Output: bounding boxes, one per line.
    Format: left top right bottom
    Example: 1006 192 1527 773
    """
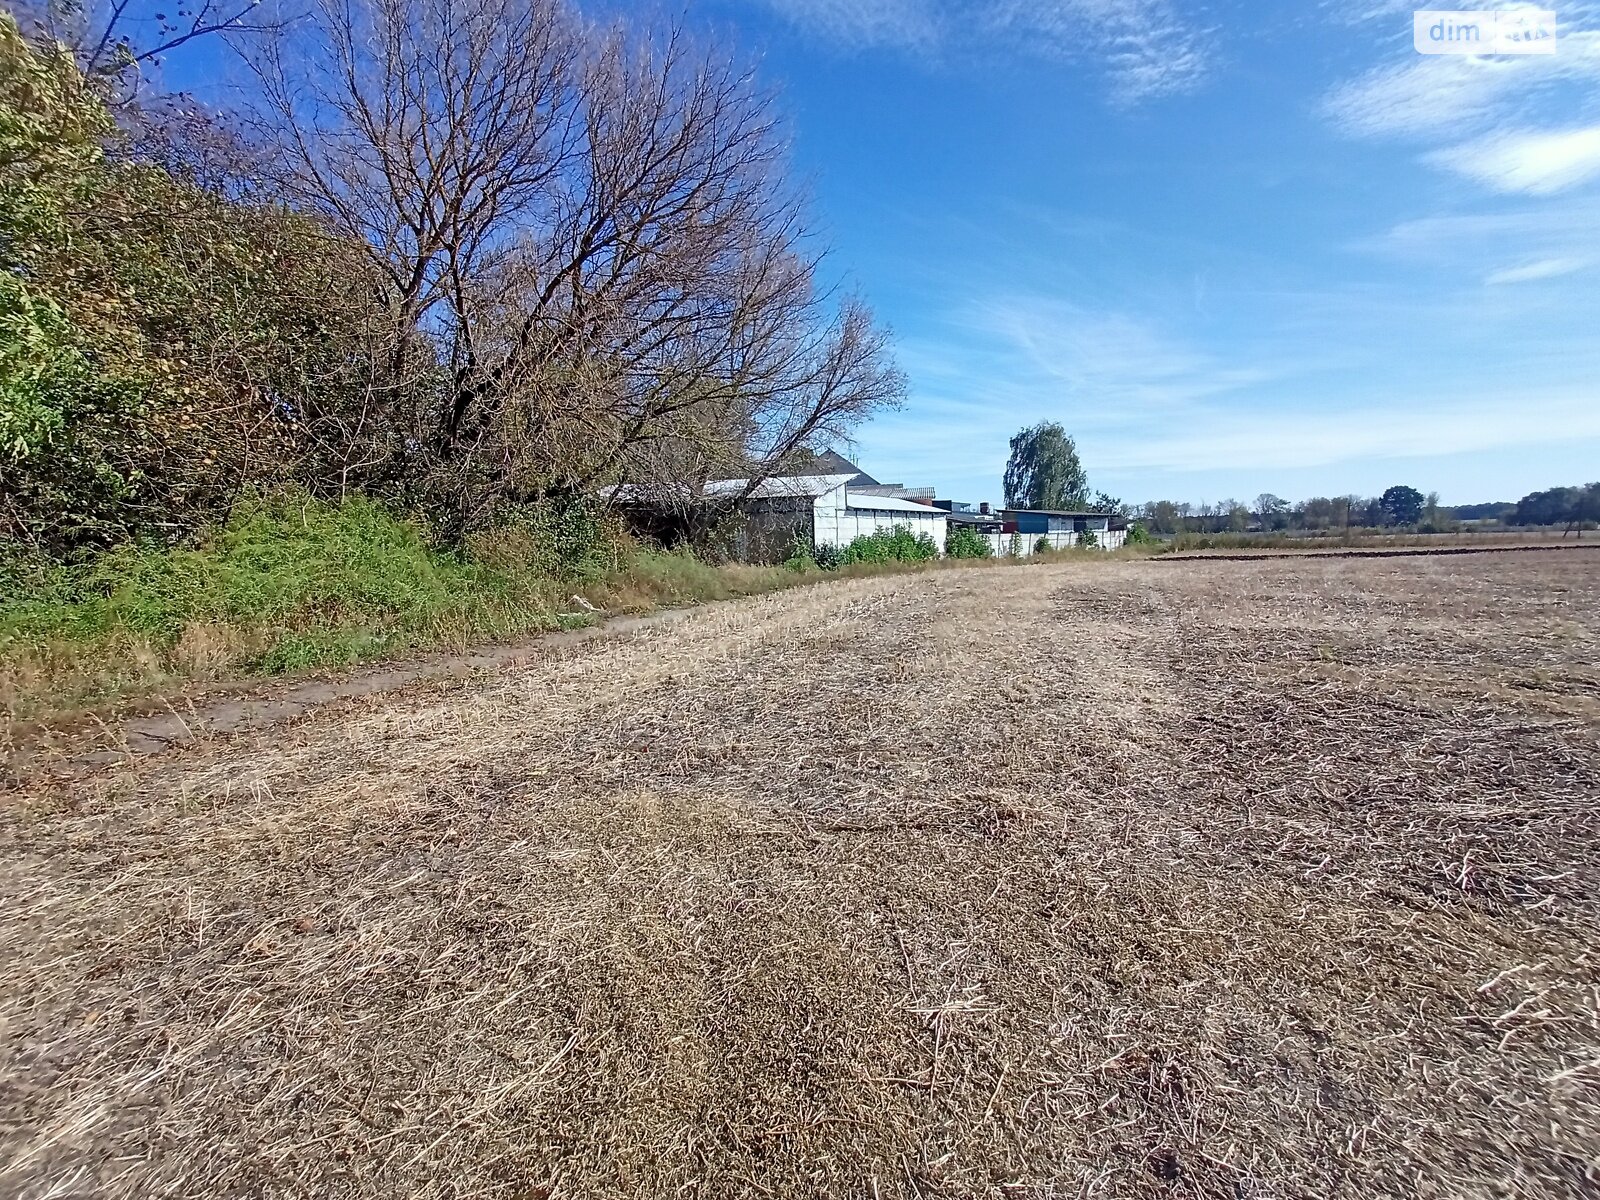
979 529 1127 556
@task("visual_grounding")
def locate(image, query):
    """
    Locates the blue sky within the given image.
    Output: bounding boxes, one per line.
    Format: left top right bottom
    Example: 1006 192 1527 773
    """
683 0 1600 506
148 0 1600 506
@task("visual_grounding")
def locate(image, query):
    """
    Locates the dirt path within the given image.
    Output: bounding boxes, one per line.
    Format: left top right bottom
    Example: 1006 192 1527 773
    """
4 606 710 781
2 555 1597 1199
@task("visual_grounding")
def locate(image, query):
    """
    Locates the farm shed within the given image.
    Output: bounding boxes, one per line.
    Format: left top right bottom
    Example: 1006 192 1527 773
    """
999 509 1126 551
610 472 948 562
812 487 946 551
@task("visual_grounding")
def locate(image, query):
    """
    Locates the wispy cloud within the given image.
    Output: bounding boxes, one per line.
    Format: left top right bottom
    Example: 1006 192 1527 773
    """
750 0 1211 102
754 0 937 51
969 298 1278 410
1484 256 1591 284
1429 126 1600 193
1326 0 1600 26
1096 386 1600 472
1357 202 1600 281
1323 31 1600 140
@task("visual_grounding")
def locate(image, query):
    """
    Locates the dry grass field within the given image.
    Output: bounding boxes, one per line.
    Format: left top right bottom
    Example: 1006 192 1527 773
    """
2 552 1597 1199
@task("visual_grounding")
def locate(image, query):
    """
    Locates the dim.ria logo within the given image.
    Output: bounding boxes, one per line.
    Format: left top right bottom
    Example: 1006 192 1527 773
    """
1414 8 1559 54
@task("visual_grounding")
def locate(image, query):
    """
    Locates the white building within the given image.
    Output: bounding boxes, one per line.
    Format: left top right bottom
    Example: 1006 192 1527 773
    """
998 509 1126 552
703 473 946 559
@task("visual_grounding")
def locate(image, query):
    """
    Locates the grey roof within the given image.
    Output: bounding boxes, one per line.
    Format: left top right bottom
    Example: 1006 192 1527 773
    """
705 474 852 500
797 450 879 487
846 492 942 515
607 474 851 506
1000 508 1114 519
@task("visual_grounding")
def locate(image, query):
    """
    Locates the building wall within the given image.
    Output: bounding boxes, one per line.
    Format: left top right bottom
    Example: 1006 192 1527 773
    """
730 509 812 564
981 528 1126 555
812 487 948 551
1010 512 1114 537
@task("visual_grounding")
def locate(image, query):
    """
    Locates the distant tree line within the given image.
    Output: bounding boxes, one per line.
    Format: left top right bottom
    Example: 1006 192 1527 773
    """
0 1 904 561
1505 485 1600 528
1122 482 1599 536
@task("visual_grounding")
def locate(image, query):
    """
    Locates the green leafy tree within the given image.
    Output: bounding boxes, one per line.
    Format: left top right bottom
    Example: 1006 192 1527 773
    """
0 16 149 549
944 525 992 559
1090 489 1123 515
1003 422 1088 510
1510 484 1600 528
0 16 404 555
1255 493 1289 531
1380 485 1425 527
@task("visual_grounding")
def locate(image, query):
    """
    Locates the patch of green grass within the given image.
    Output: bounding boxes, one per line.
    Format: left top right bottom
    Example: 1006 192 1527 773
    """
0 491 569 719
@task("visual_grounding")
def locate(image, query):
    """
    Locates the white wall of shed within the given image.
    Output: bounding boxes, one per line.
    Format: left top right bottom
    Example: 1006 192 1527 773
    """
812 487 948 551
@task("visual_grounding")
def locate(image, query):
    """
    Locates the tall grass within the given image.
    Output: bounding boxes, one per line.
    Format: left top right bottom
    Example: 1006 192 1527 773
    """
1 492 587 719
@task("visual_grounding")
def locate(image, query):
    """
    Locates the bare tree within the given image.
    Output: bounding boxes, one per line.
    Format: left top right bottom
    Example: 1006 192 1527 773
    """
17 0 280 91
239 0 903 538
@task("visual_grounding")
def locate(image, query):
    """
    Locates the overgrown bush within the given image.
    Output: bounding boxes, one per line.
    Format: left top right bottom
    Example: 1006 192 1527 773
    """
1079 529 1099 549
0 490 539 649
1125 523 1152 545
811 542 844 570
839 524 939 565
0 18 402 557
782 536 819 572
465 497 618 581
1034 535 1050 555
1 489 815 718
945 526 993 559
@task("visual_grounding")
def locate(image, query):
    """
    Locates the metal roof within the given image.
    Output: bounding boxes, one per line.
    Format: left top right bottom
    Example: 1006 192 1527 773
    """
1000 508 1113 519
846 492 942 514
797 451 879 486
704 474 853 500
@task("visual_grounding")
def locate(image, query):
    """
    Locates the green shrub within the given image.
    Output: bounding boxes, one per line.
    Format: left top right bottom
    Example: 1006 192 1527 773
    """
1034 535 1050 555
945 526 993 559
811 542 844 570
4 491 534 641
1079 528 1099 549
1125 523 1153 545
839 524 939 565
806 544 844 569
779 536 819 573
465 496 616 581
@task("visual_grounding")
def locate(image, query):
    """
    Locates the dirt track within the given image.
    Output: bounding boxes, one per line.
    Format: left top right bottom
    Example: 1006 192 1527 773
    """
3 554 1598 1199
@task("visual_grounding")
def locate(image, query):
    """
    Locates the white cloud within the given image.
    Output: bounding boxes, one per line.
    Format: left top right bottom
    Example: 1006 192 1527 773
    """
1095 388 1600 473
1366 205 1593 253
1429 126 1600 193
750 0 1210 102
754 0 937 50
1326 0 1600 26
1323 31 1600 139
1484 256 1590 284
986 1 1210 102
1358 202 1600 281
969 297 1280 411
